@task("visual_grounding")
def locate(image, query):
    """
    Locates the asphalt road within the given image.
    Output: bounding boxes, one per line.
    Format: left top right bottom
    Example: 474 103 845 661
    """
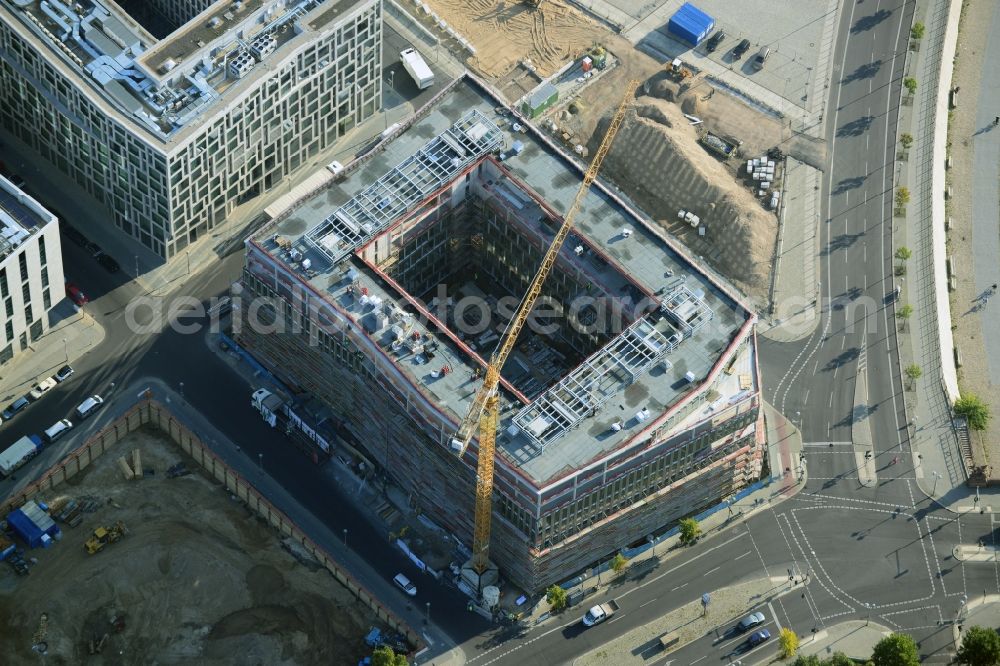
1 2 992 665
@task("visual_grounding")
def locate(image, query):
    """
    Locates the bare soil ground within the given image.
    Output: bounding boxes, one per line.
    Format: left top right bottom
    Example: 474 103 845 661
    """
422 0 599 78
0 427 379 665
560 59 782 301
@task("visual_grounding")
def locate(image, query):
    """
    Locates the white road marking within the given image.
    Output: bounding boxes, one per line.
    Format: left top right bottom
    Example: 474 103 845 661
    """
641 599 656 608
734 551 752 560
768 601 782 631
703 566 721 576
690 656 706 665
671 583 689 591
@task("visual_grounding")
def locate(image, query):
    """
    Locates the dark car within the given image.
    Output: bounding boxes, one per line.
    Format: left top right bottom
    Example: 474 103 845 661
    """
95 253 120 273
732 38 751 60
706 30 726 53
737 612 765 633
2 396 30 420
748 629 771 647
61 223 87 246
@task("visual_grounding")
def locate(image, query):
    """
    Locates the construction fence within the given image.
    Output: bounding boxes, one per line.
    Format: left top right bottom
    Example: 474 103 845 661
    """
0 397 422 651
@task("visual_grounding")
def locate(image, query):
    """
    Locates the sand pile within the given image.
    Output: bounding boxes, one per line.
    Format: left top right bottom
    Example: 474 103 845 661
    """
424 0 599 78
595 97 777 300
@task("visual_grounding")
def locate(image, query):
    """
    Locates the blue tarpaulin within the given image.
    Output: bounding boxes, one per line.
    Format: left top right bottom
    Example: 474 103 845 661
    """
667 3 715 46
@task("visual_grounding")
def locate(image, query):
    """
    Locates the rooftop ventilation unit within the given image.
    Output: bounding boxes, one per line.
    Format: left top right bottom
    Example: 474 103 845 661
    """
160 58 177 74
228 51 255 79
249 32 277 61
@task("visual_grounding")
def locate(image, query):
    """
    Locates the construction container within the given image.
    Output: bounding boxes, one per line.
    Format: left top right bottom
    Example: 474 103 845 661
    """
667 3 715 46
582 56 593 73
522 83 558 119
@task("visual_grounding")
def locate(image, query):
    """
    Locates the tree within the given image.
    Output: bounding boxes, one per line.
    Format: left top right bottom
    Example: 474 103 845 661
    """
911 22 925 39
826 653 855 666
957 625 1000 665
899 133 914 149
371 645 408 666
779 627 800 658
872 633 920 666
905 364 922 390
955 394 992 432
546 585 568 612
792 656 822 666
678 518 701 546
896 304 913 321
610 553 629 575
895 188 911 209
894 246 912 262
903 77 918 95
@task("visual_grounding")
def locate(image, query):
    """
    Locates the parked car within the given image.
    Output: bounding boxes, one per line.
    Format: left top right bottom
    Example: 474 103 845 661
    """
2 396 30 420
61 223 87 247
65 282 88 306
95 253 120 273
752 46 771 71
54 365 75 382
44 419 73 442
737 612 766 633
393 573 417 596
706 30 726 53
29 377 58 400
732 38 751 60
748 629 771 647
75 395 104 419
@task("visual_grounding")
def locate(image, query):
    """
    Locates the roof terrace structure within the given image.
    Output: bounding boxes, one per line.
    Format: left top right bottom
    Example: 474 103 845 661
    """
237 79 763 591
0 0 381 258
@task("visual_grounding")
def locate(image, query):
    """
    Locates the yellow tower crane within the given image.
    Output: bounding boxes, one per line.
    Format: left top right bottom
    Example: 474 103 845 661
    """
455 80 640 590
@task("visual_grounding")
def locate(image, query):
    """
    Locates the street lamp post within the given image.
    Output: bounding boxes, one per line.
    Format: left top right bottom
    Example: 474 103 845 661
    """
648 534 656 557
62 337 67 363
179 382 184 398
258 453 263 469
425 602 431 622
343 528 348 546
864 603 872 626
932 471 942 496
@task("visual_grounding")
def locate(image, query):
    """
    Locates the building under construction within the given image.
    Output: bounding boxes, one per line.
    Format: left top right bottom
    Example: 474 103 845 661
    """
236 78 763 592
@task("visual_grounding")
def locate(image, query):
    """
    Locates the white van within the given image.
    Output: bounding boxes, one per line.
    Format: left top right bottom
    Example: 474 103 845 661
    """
44 419 73 442
76 395 104 419
393 573 417 596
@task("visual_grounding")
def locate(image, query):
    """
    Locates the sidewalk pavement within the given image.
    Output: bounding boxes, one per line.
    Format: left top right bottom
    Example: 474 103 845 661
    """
893 0 968 505
0 303 104 404
952 595 1000 647
791 620 892 664
758 157 823 343
521 400 803 626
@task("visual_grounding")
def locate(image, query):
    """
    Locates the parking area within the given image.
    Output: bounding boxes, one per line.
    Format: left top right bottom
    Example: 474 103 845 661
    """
574 0 837 115
381 24 446 113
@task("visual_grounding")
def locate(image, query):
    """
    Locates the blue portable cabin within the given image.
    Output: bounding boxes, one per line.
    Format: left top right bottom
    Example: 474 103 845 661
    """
667 3 716 46
7 500 61 548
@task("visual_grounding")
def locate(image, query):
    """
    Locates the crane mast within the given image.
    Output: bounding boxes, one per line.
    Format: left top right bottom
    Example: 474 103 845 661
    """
458 81 641 582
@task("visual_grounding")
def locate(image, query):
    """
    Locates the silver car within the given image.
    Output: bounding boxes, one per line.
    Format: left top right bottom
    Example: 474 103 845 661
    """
737 611 766 633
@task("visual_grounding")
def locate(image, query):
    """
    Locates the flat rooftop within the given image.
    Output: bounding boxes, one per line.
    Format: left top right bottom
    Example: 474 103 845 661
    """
251 79 752 488
0 177 54 261
3 0 364 147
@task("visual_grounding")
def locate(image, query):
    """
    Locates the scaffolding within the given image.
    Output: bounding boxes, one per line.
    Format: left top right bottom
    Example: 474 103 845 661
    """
660 285 714 339
304 110 503 266
510 313 682 450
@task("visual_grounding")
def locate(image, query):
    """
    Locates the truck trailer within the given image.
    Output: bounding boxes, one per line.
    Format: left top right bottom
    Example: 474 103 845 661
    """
0 434 43 477
400 48 434 90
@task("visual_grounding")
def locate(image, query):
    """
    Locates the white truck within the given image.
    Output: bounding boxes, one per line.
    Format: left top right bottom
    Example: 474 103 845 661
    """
0 434 43 477
581 599 620 627
400 48 434 90
251 388 286 428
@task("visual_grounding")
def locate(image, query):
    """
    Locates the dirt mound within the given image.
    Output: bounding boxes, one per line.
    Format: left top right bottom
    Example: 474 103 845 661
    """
680 94 707 118
424 0 599 78
643 73 680 102
593 98 776 299
636 104 672 128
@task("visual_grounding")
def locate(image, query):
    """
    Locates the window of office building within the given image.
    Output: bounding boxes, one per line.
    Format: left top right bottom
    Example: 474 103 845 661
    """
39 240 47 267
0 268 7 298
18 252 28 282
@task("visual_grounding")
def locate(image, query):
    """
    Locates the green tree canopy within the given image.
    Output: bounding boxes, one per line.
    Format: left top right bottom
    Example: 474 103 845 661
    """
872 633 920 666
372 645 408 666
957 625 1000 665
678 518 702 546
955 394 992 431
610 553 629 574
546 584 568 612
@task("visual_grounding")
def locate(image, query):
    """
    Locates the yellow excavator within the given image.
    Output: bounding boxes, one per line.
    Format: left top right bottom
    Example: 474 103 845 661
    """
454 80 640 589
84 521 127 555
